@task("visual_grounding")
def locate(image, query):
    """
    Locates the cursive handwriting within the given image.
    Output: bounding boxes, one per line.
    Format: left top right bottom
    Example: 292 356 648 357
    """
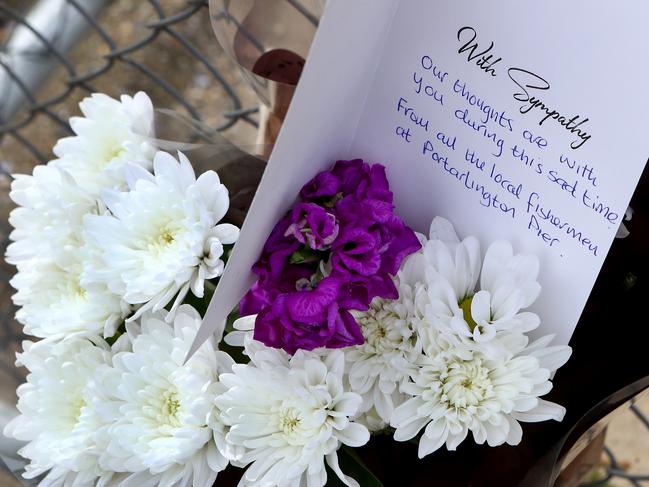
457 27 502 77
508 68 591 150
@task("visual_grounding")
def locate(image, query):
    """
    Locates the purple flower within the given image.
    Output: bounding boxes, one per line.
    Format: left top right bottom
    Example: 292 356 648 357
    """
255 215 300 280
299 171 340 201
377 214 422 275
329 214 420 310
252 277 363 353
241 159 421 354
301 159 393 204
284 203 339 250
240 215 306 315
331 227 381 276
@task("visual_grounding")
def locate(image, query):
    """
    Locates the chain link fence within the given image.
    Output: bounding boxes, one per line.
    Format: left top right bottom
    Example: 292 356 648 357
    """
0 1 647 486
0 0 264 163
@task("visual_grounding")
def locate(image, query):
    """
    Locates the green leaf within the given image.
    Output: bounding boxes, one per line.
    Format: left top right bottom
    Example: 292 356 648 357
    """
182 291 207 316
289 247 323 265
105 324 125 346
219 307 248 364
219 338 249 365
225 307 241 332
322 192 344 208
325 446 384 487
178 279 218 317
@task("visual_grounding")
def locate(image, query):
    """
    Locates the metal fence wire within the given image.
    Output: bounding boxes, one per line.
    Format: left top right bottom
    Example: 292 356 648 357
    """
0 0 263 166
0 1 647 486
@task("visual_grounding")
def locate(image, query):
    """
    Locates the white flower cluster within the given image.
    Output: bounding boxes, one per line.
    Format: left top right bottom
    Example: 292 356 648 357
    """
7 305 370 487
345 217 572 456
4 92 245 487
4 91 571 486
7 92 237 339
6 306 235 487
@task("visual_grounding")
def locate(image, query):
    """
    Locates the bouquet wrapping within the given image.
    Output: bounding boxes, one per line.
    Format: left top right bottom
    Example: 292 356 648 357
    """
3 92 572 487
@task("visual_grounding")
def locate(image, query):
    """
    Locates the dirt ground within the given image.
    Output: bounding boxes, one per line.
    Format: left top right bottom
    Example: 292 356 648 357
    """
604 392 649 486
0 1 647 486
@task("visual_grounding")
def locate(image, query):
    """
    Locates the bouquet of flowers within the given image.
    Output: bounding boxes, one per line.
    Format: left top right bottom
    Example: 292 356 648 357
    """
4 92 571 487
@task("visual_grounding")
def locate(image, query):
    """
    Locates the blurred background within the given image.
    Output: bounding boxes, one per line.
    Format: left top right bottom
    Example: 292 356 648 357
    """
0 1 647 486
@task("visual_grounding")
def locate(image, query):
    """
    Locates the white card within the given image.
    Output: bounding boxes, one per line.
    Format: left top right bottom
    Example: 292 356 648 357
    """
189 0 649 356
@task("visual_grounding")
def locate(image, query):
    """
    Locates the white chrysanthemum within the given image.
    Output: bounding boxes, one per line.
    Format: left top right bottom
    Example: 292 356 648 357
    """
6 164 128 338
6 164 97 267
11 250 127 339
391 327 571 457
216 332 370 487
52 92 156 196
96 305 235 486
345 256 428 430
83 151 239 321
423 217 541 345
4 337 117 486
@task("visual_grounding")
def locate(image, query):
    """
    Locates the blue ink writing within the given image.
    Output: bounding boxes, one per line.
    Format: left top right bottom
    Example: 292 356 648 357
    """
511 144 544 174
395 126 412 143
559 155 598 187
528 214 560 248
452 79 513 131
423 141 515 219
420 55 448 83
465 149 487 171
397 97 429 132
526 192 599 256
522 129 548 149
437 131 456 150
547 170 578 198
581 189 619 224
489 162 523 199
454 108 504 157
413 72 444 106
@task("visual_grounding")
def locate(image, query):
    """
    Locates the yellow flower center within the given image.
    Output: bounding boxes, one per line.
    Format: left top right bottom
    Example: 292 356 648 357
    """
279 408 301 435
443 360 493 409
72 396 86 424
73 282 86 299
103 144 126 164
148 223 178 252
160 390 182 426
160 230 175 245
62 272 87 303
